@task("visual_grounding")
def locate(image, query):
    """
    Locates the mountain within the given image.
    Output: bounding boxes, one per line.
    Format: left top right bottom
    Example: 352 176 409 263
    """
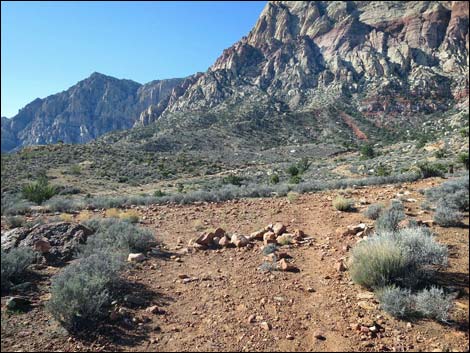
1 73 184 152
2 1 468 155
140 1 468 127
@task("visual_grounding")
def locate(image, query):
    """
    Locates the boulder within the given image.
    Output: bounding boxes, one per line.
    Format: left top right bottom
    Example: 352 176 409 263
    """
3 222 92 265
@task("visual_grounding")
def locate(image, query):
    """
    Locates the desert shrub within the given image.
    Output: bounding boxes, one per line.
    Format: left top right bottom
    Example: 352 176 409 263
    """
1 194 33 216
417 161 445 178
360 144 375 159
377 285 453 321
364 203 384 220
349 236 406 288
47 254 123 331
22 177 57 204
287 191 299 203
269 174 280 184
457 153 469 170
297 158 311 174
119 210 140 224
434 149 446 159
222 174 243 186
425 176 469 211
376 206 405 232
1 247 35 291
79 219 156 257
433 203 462 227
289 175 302 184
5 215 25 228
350 227 447 289
287 165 299 177
45 196 84 213
376 285 414 318
414 286 453 321
153 189 165 197
333 196 354 211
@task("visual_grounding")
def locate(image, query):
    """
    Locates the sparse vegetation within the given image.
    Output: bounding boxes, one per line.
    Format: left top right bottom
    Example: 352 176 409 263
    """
434 204 462 227
364 203 384 220
375 202 405 232
1 248 36 291
333 196 354 211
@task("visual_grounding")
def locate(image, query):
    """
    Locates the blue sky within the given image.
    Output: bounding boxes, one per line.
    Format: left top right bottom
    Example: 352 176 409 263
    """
1 1 266 117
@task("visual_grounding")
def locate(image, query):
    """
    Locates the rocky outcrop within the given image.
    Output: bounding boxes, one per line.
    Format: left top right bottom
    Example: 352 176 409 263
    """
158 1 468 123
1 222 93 265
1 73 184 152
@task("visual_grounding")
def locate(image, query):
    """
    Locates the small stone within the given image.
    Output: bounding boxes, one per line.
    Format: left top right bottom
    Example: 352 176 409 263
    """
178 274 189 279
272 222 286 236
6 296 31 311
278 258 298 272
145 305 160 314
335 260 347 272
231 234 249 248
314 331 326 340
248 314 256 323
260 322 272 331
286 334 294 340
307 287 315 293
128 253 146 262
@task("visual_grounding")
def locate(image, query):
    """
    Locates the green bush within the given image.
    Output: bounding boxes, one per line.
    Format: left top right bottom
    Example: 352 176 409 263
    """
22 177 57 204
153 189 165 197
333 196 354 211
5 216 25 228
289 175 302 184
1 248 35 291
47 254 123 331
286 165 299 177
269 174 280 184
360 144 375 159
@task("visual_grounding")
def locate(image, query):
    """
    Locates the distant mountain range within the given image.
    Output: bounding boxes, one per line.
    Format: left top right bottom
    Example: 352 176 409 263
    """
2 1 468 153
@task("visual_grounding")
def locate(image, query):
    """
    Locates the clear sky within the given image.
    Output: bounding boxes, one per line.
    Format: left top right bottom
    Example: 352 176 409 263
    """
1 1 266 117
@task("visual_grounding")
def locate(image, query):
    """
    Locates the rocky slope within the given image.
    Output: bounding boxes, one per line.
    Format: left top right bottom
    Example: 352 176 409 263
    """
138 1 468 128
1 73 184 152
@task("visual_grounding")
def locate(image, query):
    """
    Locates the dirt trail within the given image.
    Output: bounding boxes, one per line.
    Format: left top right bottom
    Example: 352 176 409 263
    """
1 178 469 352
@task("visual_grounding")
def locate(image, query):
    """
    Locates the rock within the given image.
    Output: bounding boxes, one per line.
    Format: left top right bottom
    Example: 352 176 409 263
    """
276 233 293 245
272 222 286 236
314 331 326 340
195 231 215 246
213 227 226 238
212 236 220 247
178 274 189 279
128 253 146 262
248 314 256 323
335 260 347 272
231 234 249 247
33 238 52 253
219 236 230 247
6 296 31 311
293 229 305 240
260 321 272 331
249 229 266 241
356 292 375 300
263 231 277 245
278 258 298 272
286 334 294 340
4 222 93 265
145 305 161 314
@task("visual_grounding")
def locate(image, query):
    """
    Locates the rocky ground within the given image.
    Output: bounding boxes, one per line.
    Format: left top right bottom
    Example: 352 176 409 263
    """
1 177 469 352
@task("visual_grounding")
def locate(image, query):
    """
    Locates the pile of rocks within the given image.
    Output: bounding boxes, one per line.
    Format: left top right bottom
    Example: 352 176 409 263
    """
189 223 307 250
248 222 306 246
337 223 374 238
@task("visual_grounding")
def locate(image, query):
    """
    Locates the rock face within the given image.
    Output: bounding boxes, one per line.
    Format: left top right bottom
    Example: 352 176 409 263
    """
1 222 93 265
1 73 184 152
144 1 468 132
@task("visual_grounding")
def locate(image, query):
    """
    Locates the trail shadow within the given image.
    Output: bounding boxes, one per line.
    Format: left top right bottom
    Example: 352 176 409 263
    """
432 271 469 299
148 247 180 261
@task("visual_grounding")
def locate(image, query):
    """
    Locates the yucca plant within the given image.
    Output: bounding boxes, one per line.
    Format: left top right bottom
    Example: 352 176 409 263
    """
22 177 57 204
